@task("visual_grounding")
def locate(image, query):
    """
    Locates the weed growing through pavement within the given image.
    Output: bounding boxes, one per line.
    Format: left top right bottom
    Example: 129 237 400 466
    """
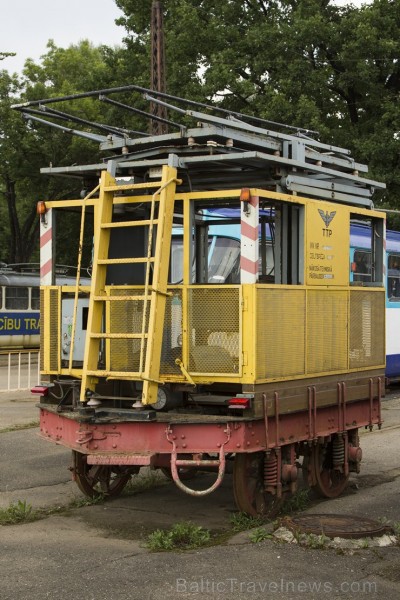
147 522 211 551
0 421 40 434
0 500 38 525
279 489 310 514
230 512 265 532
249 527 272 543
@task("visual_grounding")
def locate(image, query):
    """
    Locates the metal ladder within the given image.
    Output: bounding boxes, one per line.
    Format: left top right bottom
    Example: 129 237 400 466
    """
80 164 179 406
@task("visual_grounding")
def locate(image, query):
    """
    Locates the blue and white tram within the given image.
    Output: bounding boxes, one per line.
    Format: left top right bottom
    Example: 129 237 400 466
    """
350 224 400 380
0 265 90 350
0 269 40 348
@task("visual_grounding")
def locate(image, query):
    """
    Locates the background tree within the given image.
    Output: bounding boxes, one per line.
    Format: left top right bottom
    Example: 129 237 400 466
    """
1 0 399 266
116 0 400 212
0 41 131 265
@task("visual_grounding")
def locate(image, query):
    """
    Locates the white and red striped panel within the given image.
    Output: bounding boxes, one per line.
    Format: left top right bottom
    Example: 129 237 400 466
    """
40 208 53 285
240 194 259 283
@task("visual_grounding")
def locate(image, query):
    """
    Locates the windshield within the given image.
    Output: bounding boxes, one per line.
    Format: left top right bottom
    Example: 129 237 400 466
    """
170 236 240 284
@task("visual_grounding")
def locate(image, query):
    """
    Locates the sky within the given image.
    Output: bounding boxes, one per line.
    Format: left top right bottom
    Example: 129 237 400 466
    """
2 0 125 75
2 0 371 76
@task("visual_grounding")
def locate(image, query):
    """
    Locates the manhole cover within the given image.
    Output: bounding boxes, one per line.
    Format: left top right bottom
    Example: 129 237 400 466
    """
284 514 393 539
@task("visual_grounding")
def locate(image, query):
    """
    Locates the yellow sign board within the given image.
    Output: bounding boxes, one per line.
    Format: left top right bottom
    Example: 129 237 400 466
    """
306 201 349 286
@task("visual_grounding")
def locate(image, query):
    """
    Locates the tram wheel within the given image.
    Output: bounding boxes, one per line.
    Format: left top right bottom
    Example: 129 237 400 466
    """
233 452 283 517
310 440 349 498
71 451 136 498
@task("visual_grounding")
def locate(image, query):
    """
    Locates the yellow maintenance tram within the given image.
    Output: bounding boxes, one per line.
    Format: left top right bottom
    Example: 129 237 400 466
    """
15 87 386 515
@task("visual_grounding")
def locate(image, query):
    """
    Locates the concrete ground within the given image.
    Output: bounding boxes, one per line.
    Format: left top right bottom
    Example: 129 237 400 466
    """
1 389 400 599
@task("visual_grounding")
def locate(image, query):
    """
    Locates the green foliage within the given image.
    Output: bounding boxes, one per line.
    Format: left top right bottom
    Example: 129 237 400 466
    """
0 500 38 525
1 0 399 264
280 489 310 514
230 511 265 532
147 521 211 551
249 527 272 543
116 0 400 207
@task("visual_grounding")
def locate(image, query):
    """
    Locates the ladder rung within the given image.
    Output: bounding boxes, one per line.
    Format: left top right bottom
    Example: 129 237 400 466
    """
101 219 159 229
90 333 148 339
97 257 155 265
104 181 162 192
86 370 142 378
93 295 150 302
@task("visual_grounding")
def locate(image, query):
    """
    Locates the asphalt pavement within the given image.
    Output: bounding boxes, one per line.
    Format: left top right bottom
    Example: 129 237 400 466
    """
1 389 400 599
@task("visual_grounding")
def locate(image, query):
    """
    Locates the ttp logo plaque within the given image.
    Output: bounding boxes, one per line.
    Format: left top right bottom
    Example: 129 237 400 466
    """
318 209 336 237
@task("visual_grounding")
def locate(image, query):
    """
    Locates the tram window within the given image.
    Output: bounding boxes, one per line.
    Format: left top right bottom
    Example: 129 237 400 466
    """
5 286 29 309
208 238 240 284
352 251 372 283
31 288 40 310
388 254 400 301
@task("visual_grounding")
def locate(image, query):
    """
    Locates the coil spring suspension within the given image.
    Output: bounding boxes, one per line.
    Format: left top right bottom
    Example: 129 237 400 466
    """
264 451 278 488
332 435 345 468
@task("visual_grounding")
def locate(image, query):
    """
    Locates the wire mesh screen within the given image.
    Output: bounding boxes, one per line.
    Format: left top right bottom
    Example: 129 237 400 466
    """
41 287 60 373
256 288 306 379
188 287 240 374
307 290 348 373
349 290 385 368
109 287 182 374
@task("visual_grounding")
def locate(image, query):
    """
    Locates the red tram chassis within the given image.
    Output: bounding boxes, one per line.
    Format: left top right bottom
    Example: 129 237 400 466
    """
38 376 383 516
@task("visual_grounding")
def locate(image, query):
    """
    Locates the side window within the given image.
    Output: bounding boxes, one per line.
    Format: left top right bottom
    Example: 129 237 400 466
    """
5 287 29 310
388 254 400 301
352 250 372 283
31 288 40 310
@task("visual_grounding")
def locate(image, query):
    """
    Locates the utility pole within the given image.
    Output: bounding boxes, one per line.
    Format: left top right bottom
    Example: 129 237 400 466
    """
150 0 168 135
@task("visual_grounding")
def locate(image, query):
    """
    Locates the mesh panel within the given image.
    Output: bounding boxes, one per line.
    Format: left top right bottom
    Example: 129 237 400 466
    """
49 289 60 372
256 288 306 379
188 287 240 374
307 290 348 373
40 289 44 372
109 288 182 374
349 290 385 368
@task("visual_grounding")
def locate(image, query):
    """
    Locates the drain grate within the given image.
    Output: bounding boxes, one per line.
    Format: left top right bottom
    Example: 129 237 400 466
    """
284 514 393 539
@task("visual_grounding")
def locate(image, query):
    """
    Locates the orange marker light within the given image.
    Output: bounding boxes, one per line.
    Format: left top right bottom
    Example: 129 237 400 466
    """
37 201 47 215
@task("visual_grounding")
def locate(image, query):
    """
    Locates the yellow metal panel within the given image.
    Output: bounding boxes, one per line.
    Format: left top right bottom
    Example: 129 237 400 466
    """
349 290 385 368
307 289 348 373
241 285 255 381
256 287 306 379
40 286 60 374
187 286 241 375
305 202 350 286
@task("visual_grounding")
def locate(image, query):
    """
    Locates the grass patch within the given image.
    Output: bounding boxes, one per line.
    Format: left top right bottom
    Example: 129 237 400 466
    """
249 527 272 543
67 494 106 509
147 522 211 551
0 500 39 525
230 511 265 532
279 489 310 515
0 421 40 434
